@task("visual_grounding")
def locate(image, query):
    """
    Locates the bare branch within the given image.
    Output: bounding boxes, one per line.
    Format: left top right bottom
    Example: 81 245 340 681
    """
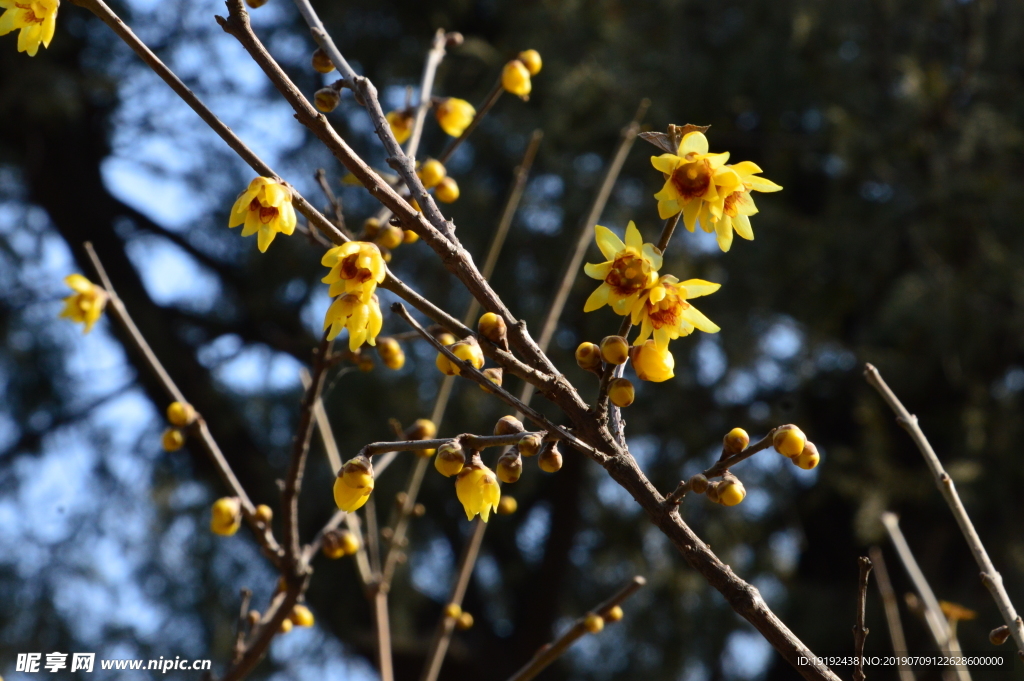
438 78 504 166
853 556 873 681
868 546 915 681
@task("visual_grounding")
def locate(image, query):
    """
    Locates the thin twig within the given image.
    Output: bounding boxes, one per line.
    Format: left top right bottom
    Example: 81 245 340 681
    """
505 576 646 681
866 364 1024 659
231 588 253 665
868 546 915 681
655 212 681 253
438 78 504 165
703 430 778 479
314 168 350 238
361 432 549 457
406 29 448 161
853 556 873 681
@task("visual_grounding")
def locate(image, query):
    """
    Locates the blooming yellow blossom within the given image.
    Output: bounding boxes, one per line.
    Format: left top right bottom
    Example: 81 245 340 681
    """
386 110 413 144
630 275 720 350
651 131 731 230
630 340 675 383
583 221 662 316
211 497 242 536
60 274 108 333
455 461 500 522
698 161 782 252
435 98 476 137
320 241 387 299
323 292 383 351
228 177 297 253
333 472 374 512
0 0 58 57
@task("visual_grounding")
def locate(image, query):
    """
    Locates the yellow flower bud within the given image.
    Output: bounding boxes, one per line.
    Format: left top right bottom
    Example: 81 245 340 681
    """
481 367 504 391
518 49 543 75
279 618 293 634
418 159 447 189
434 176 460 203
717 478 746 507
455 458 501 521
705 482 721 504
333 475 373 512
518 432 542 457
773 424 807 457
575 342 603 371
403 229 419 244
583 614 605 634
361 217 381 240
630 340 675 382
376 224 404 250
435 352 456 376
290 604 315 627
723 427 750 454
342 456 374 490
162 428 185 452
435 97 476 137
254 504 273 524
311 47 335 73
605 605 623 622
494 415 525 436
444 603 463 619
314 87 341 113
376 337 405 370
502 59 532 97
386 110 414 144
322 530 346 559
438 338 485 376
406 418 437 441
409 198 422 213
538 442 563 473
478 312 507 345
497 449 523 483
437 332 457 346
434 441 466 477
600 335 629 365
457 612 474 630
792 441 820 470
608 378 635 408
166 401 195 427
341 530 360 554
211 497 242 536
497 496 518 515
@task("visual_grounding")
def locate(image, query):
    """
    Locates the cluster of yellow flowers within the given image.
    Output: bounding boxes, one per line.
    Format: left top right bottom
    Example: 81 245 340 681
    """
320 240 386 351
0 0 58 57
652 130 781 252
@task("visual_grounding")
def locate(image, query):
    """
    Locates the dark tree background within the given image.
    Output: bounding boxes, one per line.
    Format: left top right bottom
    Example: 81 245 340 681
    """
1 0 1022 679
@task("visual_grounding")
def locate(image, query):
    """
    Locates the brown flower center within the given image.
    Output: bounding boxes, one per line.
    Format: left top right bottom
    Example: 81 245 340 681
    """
605 254 649 296
670 158 712 200
340 253 373 283
646 291 689 329
722 189 744 217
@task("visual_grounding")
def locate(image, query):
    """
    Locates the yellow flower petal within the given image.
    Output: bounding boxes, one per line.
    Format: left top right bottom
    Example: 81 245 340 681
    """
681 305 719 334
593 225 624 260
624 220 642 252
679 279 721 298
678 131 709 156
733 213 754 240
651 154 680 175
583 261 613 280
583 283 611 312
715 219 733 252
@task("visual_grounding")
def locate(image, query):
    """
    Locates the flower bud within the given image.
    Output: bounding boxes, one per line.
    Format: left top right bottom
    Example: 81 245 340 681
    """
497 449 523 483
605 605 623 622
314 87 341 113
437 332 457 346
583 613 604 634
990 625 1010 645
773 424 807 457
608 378 635 408
497 496 518 515
538 442 563 473
247 610 261 626
166 401 195 427
630 340 675 382
717 478 746 507
386 110 414 144
457 612 474 630
792 441 820 470
502 59 532 97
705 482 721 504
290 604 315 627
211 497 242 536
376 337 405 370
279 618 293 634
600 335 629 365
254 504 273 524
723 427 750 454
435 98 476 137
435 176 460 203
518 432 542 457
518 49 542 75
575 342 602 371
361 217 381 240
342 456 374 490
443 338 485 375
311 47 335 73
321 530 346 559
406 418 437 441
481 367 504 391
478 312 507 345
418 159 447 189
444 603 462 619
376 224 404 251
688 473 709 495
162 428 185 452
244 0 267 8
494 415 525 436
434 441 466 477
403 229 419 244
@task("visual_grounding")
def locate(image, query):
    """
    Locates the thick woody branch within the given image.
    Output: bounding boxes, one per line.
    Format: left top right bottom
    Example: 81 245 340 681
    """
853 556 873 681
505 576 646 681
866 364 1024 659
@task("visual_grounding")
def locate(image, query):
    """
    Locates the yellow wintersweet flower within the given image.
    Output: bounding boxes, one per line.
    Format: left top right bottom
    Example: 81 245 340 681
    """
698 161 782 252
386 110 413 144
651 131 731 230
583 221 662 316
211 497 242 536
59 274 108 333
334 459 374 512
323 292 383 351
502 60 531 97
228 177 297 253
630 339 675 383
320 241 387 299
435 98 476 137
0 0 58 57
630 275 720 350
455 460 500 522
